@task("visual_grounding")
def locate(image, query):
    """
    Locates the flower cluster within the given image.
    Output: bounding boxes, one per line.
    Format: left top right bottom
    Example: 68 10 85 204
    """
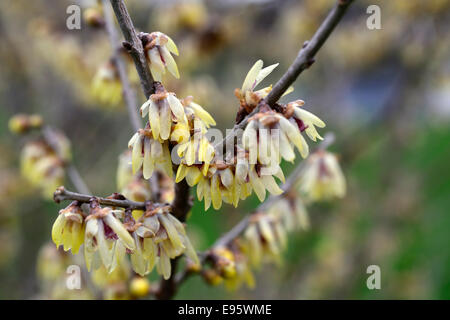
127 58 326 211
51 198 199 280
235 60 285 111
200 148 346 290
173 60 325 210
9 115 71 199
202 196 310 290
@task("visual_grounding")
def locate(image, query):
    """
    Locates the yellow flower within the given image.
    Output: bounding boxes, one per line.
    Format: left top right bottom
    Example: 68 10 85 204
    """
142 32 179 81
172 103 215 178
176 125 215 168
269 198 310 232
129 277 150 297
121 176 153 220
37 242 67 282
140 87 187 141
243 213 287 268
243 110 310 163
236 60 279 109
128 128 172 179
20 140 66 199
91 253 131 289
211 247 236 279
298 150 346 201
52 201 85 254
49 129 72 162
202 269 223 286
222 244 255 291
84 201 135 272
91 61 122 107
116 150 133 191
181 96 216 128
132 205 199 278
83 7 104 28
288 100 326 142
235 60 293 111
9 114 43 134
180 157 284 210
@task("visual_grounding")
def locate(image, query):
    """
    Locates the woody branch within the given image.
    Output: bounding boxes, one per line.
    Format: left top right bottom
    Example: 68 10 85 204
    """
108 0 192 299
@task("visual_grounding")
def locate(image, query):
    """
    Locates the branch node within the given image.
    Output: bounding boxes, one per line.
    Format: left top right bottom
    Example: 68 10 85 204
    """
122 41 132 51
53 186 65 203
306 58 316 68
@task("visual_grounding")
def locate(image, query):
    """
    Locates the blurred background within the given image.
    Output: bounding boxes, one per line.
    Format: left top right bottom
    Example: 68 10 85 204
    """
0 0 449 299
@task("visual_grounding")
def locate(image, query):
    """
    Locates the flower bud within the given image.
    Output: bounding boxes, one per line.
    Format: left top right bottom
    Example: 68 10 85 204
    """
9 114 43 134
129 277 151 297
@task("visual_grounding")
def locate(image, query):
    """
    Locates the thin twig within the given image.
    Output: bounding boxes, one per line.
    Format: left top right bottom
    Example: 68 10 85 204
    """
66 165 92 195
102 0 141 132
42 126 92 194
53 186 149 210
265 0 354 106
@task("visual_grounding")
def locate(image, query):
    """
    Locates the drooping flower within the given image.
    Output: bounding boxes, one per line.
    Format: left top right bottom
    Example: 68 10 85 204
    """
142 31 179 81
140 85 187 141
132 204 199 278
128 126 172 179
268 197 310 233
117 149 174 207
298 150 346 201
116 150 133 192
219 242 255 291
91 248 131 291
242 213 288 268
36 242 68 283
84 200 135 272
181 96 216 128
51 201 85 254
175 119 215 170
209 247 237 280
285 100 326 142
20 140 66 199
243 110 305 166
91 60 122 107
